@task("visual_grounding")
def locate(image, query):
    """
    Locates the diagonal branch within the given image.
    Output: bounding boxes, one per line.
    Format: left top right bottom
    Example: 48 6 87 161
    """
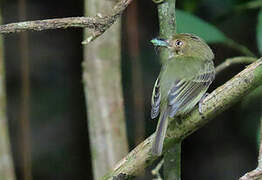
102 58 262 180
216 56 257 74
0 0 133 43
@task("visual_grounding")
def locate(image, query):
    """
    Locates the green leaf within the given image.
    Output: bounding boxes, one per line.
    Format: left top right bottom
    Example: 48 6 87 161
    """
176 9 227 43
256 9 262 55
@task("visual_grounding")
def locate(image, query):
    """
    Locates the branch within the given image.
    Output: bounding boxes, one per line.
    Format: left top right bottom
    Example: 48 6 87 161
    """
163 143 181 180
151 159 164 180
0 17 112 33
0 0 133 43
82 0 129 179
216 56 257 74
157 0 176 64
102 58 262 180
156 0 180 179
240 169 262 180
236 0 262 10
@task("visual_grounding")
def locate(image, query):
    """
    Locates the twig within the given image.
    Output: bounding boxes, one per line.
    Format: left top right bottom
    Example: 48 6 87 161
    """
0 17 110 33
236 0 262 10
102 58 262 180
0 0 133 43
152 159 164 180
216 56 257 74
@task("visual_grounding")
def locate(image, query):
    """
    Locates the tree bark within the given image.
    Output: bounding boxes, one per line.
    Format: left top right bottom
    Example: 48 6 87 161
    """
83 0 129 179
157 0 180 179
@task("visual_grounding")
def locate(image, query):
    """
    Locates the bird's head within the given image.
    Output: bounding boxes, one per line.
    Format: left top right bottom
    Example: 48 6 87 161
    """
151 33 214 60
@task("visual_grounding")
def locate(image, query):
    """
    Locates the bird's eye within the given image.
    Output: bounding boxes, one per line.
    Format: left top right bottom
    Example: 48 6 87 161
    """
175 40 183 47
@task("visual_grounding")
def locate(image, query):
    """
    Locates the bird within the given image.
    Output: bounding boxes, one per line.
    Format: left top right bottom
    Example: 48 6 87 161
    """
151 33 215 156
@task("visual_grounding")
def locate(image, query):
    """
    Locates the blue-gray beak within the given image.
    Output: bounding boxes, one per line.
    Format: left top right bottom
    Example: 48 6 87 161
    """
151 38 170 47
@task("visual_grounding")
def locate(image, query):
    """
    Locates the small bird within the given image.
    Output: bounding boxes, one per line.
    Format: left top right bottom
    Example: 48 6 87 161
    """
151 33 215 155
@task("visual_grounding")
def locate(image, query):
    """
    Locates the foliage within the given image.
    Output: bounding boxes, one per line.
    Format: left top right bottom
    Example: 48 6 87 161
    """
176 9 227 43
257 9 262 55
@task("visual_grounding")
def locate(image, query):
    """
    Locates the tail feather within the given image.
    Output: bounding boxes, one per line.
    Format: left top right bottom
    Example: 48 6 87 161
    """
152 109 169 156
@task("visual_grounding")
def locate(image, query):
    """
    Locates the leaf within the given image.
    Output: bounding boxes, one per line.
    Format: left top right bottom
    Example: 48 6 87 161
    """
176 9 228 43
256 8 262 55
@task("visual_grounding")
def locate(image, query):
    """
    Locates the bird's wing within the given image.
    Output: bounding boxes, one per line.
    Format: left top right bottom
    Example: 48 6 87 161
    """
168 60 215 117
151 77 161 119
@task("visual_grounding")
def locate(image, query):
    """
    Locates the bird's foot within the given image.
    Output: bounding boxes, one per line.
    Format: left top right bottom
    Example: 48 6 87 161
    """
198 93 209 114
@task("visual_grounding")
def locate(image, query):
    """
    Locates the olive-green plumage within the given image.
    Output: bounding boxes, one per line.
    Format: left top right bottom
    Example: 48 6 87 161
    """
151 33 215 155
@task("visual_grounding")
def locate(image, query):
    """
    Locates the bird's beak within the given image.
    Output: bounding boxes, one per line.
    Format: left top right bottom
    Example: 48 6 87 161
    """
151 38 170 48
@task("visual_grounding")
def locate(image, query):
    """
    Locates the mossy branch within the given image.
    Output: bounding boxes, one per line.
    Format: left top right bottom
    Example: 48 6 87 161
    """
157 0 176 64
216 56 257 74
102 58 262 180
157 0 180 179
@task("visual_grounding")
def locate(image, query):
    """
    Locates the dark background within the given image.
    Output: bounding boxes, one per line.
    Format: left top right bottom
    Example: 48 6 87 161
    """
2 0 262 179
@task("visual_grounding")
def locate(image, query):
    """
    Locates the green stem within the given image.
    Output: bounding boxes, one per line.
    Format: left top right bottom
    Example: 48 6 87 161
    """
151 159 164 179
157 0 180 179
158 0 176 64
215 56 257 74
158 0 176 38
236 0 262 10
164 142 181 180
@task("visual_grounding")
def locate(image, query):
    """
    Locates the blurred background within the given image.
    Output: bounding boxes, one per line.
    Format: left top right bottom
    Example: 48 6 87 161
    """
1 0 262 179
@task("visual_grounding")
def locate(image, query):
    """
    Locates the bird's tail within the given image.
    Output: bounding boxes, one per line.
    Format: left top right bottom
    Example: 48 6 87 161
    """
152 109 169 156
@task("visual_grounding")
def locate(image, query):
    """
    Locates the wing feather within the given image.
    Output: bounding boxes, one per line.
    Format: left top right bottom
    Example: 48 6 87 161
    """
168 61 215 117
151 78 161 119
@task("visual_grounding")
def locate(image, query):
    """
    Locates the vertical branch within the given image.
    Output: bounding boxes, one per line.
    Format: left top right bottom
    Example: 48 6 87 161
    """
158 0 176 64
158 0 176 38
83 0 129 179
126 1 145 144
156 0 180 179
0 8 16 180
164 143 181 180
18 0 32 179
